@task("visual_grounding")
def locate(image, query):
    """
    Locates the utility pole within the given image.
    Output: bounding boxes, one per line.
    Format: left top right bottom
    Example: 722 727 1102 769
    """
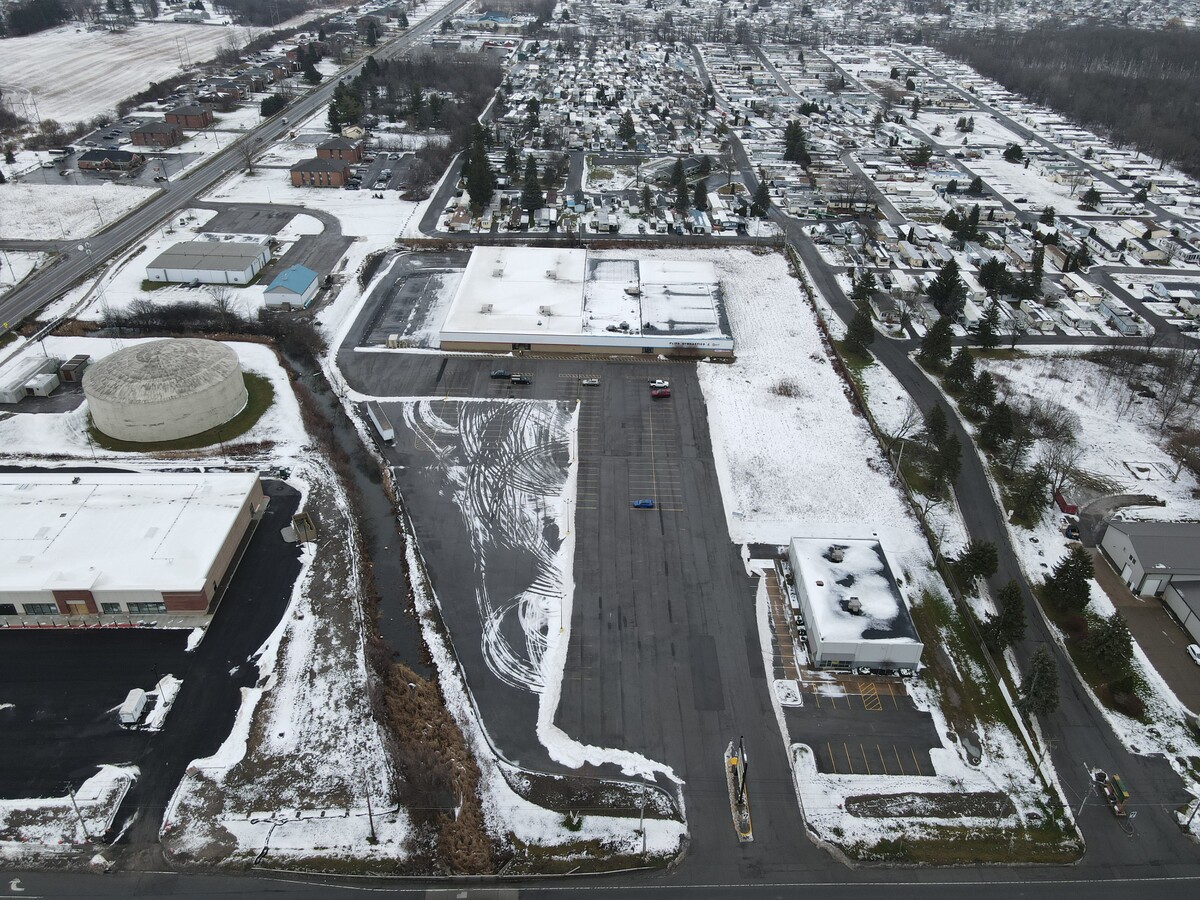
67 785 92 840
365 783 377 842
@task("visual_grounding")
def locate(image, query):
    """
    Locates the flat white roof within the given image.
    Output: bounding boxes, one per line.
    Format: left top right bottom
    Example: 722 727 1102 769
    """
0 472 259 595
439 247 730 349
790 538 920 645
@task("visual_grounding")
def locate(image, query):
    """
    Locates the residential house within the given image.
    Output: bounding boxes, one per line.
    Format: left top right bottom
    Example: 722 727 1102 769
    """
289 157 350 187
1084 231 1122 261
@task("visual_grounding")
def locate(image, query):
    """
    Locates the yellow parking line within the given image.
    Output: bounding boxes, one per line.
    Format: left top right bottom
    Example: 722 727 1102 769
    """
894 744 906 775
877 745 889 775
826 743 838 773
843 743 853 773
860 744 871 775
910 748 923 776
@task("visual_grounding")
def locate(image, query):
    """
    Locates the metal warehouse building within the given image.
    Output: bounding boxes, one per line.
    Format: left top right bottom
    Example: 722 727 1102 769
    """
145 233 271 285
788 537 923 673
0 472 266 623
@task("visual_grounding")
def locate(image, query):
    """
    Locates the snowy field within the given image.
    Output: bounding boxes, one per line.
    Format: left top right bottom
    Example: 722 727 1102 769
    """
0 182 158 241
0 765 136 858
0 335 306 466
0 250 49 296
909 111 1024 150
959 155 1094 214
687 247 929 566
0 23 267 125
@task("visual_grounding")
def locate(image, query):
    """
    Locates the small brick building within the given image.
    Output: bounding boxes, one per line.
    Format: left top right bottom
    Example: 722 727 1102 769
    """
290 157 351 187
316 136 363 163
131 120 184 148
165 104 214 129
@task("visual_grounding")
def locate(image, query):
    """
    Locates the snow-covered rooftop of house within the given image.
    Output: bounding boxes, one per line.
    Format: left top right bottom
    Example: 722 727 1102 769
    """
790 537 920 645
439 246 726 344
0 472 260 595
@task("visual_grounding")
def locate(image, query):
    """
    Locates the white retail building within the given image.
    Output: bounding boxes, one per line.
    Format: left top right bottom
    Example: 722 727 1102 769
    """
788 537 923 672
437 246 733 356
144 232 271 285
0 472 266 622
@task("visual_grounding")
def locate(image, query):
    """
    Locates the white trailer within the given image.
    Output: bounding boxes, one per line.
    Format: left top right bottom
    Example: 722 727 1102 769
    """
366 401 394 444
119 688 147 725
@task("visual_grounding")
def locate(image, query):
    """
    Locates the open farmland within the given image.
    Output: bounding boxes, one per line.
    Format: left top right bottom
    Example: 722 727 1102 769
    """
0 23 267 125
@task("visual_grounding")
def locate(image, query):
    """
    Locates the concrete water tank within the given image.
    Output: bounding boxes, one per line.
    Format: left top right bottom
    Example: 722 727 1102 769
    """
83 339 248 443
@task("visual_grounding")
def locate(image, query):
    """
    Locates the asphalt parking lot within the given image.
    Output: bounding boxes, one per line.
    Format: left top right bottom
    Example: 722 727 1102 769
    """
357 250 469 347
784 678 940 776
0 479 302 829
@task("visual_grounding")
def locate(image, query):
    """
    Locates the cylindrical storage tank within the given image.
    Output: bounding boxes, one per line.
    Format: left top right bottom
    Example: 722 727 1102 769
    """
83 339 248 443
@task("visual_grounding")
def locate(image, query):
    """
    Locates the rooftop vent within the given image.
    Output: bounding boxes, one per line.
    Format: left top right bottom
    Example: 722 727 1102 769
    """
845 596 863 615
824 544 846 563
480 303 493 314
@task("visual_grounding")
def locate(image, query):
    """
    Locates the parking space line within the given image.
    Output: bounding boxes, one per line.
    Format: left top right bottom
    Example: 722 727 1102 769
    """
894 744 906 775
910 748 924 776
843 743 853 774
860 744 871 775
860 681 882 712
826 743 838 774
877 745 889 775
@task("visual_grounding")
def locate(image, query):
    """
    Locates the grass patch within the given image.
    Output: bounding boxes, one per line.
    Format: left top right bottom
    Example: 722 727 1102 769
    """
589 167 614 181
845 821 1081 864
0 332 17 350
140 279 171 291
88 372 273 452
835 339 874 375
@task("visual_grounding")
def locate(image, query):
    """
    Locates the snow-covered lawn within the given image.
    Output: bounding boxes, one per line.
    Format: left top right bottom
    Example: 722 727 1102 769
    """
909 111 1024 149
163 461 412 866
0 250 49 296
959 155 1092 214
0 182 158 240
0 765 136 857
0 23 267 125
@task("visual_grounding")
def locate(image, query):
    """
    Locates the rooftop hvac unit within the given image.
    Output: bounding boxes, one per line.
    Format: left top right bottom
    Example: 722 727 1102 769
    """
538 305 552 316
846 597 863 615
480 303 493 314
545 269 557 280
492 267 504 277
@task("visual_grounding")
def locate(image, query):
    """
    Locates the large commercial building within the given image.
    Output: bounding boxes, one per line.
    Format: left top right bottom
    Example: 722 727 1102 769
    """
0 472 266 622
788 538 923 673
83 339 248 443
1099 519 1200 598
145 233 271 285
437 246 733 357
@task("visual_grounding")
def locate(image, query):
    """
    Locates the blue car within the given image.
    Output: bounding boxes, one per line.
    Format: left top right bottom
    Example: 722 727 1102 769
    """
631 498 655 509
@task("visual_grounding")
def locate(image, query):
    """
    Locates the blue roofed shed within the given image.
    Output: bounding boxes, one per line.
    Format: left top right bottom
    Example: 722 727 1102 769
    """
264 265 319 309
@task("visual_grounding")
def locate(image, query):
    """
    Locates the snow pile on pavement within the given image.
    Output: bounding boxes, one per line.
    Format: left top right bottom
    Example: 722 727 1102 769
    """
163 460 411 865
0 765 137 857
0 182 157 241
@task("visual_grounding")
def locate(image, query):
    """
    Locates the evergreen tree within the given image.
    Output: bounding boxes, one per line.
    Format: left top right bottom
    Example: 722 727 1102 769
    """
1043 545 1094 613
752 179 770 216
3 144 14 165
0 169 6 185
783 120 811 167
845 304 875 356
1080 186 1102 210
1085 612 1133 678
365 18 378 47
986 580 1027 650
911 95 921 118
978 258 1009 296
980 401 1015 451
641 184 653 214
945 347 976 391
693 178 708 211
927 258 967 319
1018 647 1060 717
918 316 953 370
618 110 636 146
973 300 1002 348
520 157 543 212
1003 144 1024 163
1039 205 1056 225
504 144 519 178
924 404 948 447
906 143 933 167
968 175 984 194
463 136 496 209
670 157 685 187
698 154 713 176
953 540 999 584
851 270 877 303
1013 462 1050 524
966 370 997 413
675 176 690 214
934 431 963 489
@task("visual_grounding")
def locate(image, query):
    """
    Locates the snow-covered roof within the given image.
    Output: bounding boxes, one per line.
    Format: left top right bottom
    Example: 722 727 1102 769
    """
0 472 260 595
790 538 920 645
439 246 728 348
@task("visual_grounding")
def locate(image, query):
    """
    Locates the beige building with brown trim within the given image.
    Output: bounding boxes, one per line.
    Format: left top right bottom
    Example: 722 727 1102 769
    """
0 472 265 623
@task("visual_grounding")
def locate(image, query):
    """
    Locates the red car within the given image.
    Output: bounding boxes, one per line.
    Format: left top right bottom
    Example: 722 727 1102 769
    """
651 387 671 399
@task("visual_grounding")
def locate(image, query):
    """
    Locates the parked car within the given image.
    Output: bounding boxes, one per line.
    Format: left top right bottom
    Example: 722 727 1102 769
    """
1188 644 1200 666
649 379 670 389
489 369 510 379
581 377 599 386
631 498 656 509
651 387 671 399
510 373 532 385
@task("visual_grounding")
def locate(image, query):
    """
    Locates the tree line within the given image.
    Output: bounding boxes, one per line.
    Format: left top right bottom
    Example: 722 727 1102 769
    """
938 25 1200 178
